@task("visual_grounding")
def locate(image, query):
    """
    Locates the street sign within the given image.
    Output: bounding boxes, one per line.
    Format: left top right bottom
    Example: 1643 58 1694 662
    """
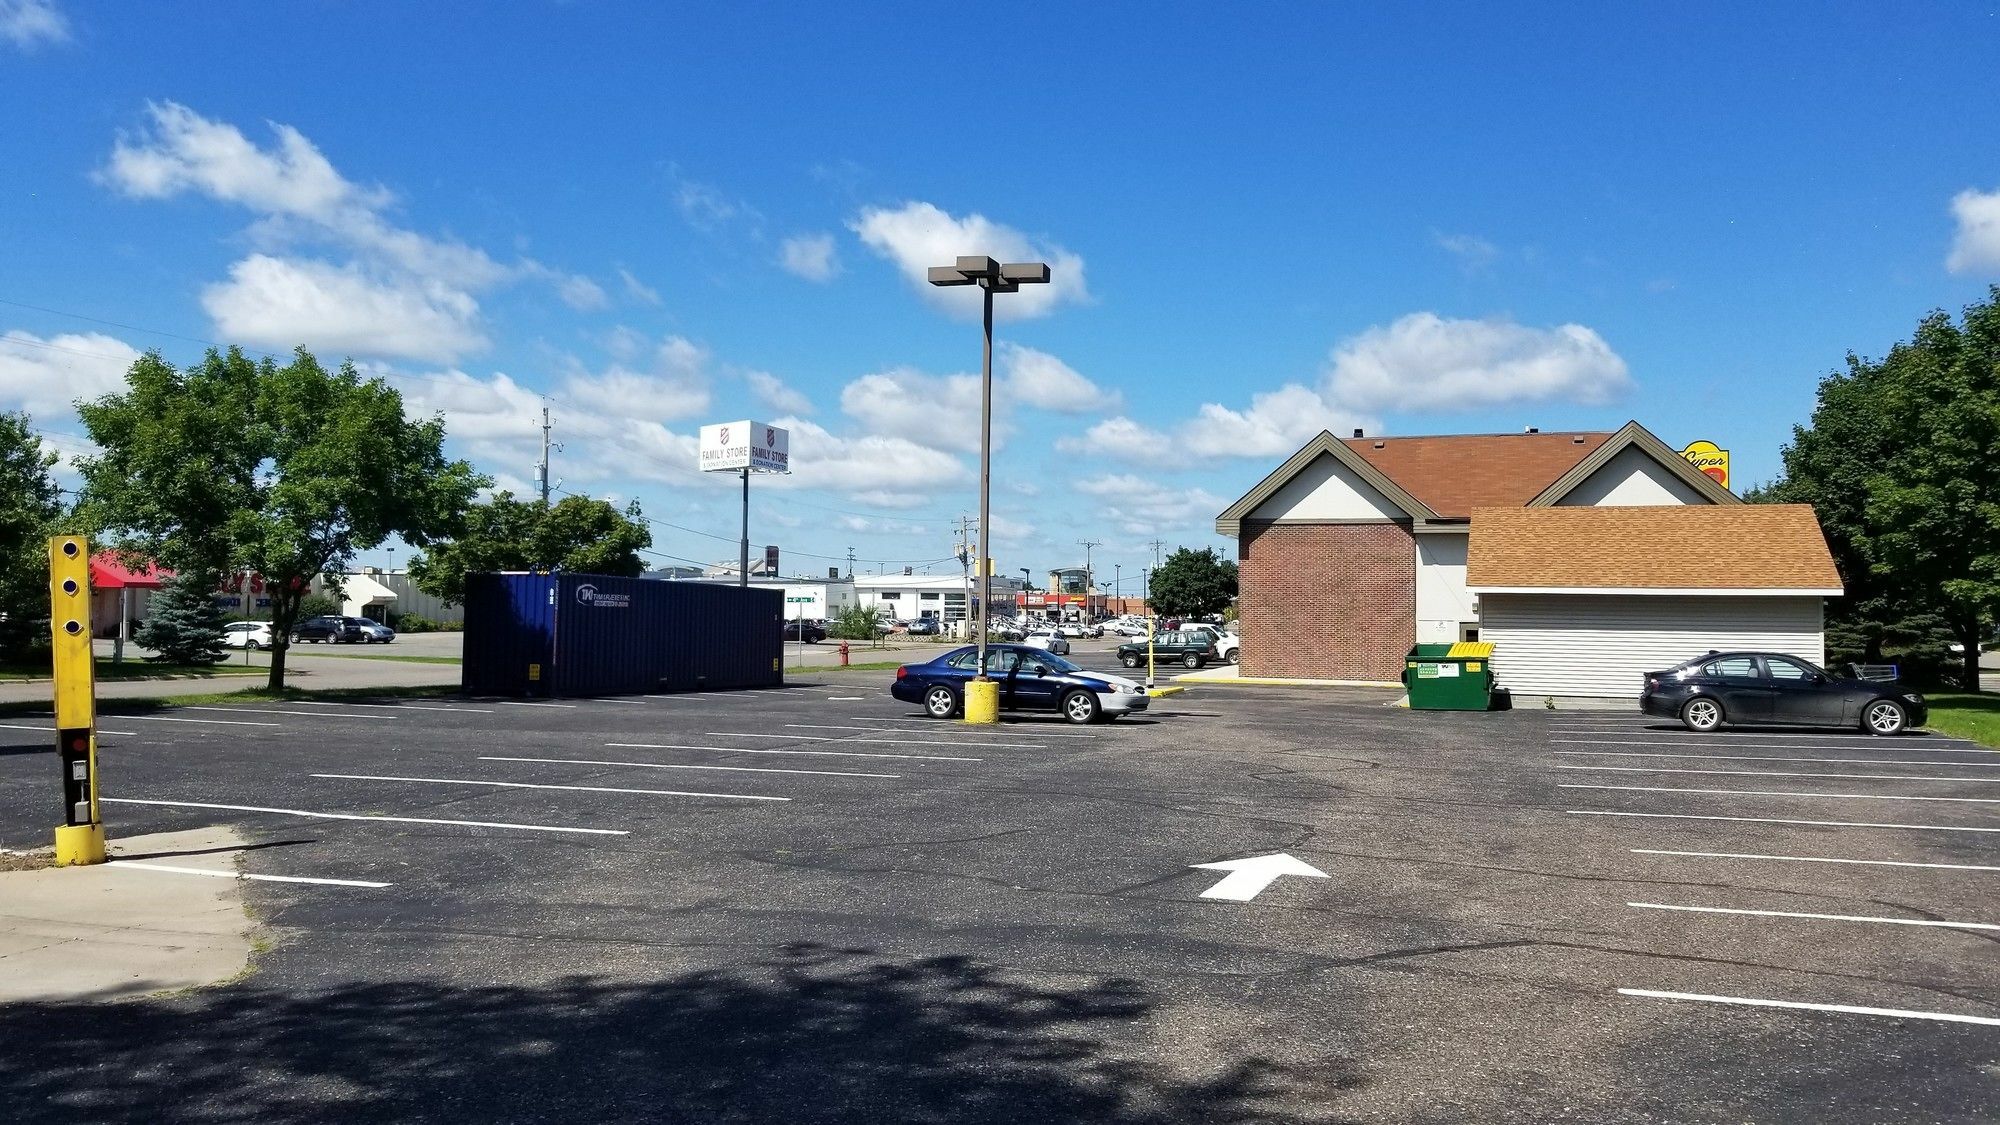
786 596 813 603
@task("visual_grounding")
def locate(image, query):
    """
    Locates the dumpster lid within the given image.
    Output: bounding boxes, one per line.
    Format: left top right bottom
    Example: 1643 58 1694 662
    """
1446 641 1494 659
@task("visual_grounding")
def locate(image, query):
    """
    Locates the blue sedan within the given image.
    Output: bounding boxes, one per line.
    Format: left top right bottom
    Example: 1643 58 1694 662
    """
891 644 1151 723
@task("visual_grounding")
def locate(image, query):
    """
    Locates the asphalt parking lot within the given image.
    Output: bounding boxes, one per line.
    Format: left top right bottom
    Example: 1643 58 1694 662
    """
1 678 1994 1123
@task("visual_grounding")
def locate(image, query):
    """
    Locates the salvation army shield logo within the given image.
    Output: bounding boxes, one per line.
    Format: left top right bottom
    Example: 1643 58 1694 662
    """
766 427 775 447
719 426 731 445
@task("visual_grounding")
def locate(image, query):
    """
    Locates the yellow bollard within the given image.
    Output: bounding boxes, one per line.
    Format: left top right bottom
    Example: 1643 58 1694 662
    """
963 678 999 724
49 535 106 866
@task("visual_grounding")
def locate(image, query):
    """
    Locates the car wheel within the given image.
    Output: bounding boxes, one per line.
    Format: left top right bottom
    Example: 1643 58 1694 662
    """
924 685 960 720
1226 649 1239 665
1061 690 1100 724
1863 699 1907 736
245 640 261 652
1120 652 1140 668
1680 697 1724 733
1182 652 1200 668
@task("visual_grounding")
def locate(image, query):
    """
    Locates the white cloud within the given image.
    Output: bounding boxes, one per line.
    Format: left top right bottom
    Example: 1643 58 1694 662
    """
1057 416 1166 460
747 369 814 415
779 233 840 282
1000 343 1118 413
1432 231 1499 273
1073 474 1227 536
1323 312 1630 413
1 0 68 48
560 335 711 421
0 330 141 420
1183 384 1369 459
99 102 591 347
839 367 986 453
1946 187 2000 274
849 201 1088 320
618 267 662 306
202 255 487 364
674 178 757 233
767 416 970 506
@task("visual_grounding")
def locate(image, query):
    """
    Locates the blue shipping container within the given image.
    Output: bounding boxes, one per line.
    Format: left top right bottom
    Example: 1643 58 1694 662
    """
461 572 783 697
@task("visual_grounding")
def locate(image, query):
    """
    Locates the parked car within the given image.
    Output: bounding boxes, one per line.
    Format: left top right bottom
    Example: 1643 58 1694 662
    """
355 618 396 644
1640 651 1927 735
1021 628 1071 655
891 644 1150 723
1110 622 1147 637
783 619 827 643
1059 622 1085 638
907 617 944 636
291 615 366 644
1117 630 1216 669
1183 622 1240 664
221 621 273 650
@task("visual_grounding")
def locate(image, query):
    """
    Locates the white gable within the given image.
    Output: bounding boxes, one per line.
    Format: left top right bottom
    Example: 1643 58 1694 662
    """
1556 445 1709 507
1247 452 1406 521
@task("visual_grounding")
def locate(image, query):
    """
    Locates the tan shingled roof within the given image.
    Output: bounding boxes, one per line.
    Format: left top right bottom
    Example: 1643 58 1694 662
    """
1466 504 1843 590
1343 432 1610 517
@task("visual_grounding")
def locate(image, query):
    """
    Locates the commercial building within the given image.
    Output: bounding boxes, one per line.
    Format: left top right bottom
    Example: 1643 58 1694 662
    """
1216 420 1842 695
670 575 856 623
854 573 1024 624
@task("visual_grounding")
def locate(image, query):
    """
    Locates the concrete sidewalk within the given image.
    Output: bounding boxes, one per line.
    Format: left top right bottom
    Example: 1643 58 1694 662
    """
0 826 260 1003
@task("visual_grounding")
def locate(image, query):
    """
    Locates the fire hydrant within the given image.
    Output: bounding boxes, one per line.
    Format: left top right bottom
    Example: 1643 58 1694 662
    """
838 641 851 667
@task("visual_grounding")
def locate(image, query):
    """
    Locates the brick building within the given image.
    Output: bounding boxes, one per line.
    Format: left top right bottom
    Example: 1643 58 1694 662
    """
1215 421 1785 686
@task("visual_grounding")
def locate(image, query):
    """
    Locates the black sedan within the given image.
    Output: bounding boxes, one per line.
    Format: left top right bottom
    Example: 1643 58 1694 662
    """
1640 651 1927 735
891 644 1150 723
782 619 826 643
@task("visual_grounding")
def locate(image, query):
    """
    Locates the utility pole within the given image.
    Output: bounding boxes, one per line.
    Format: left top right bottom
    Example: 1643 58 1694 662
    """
955 515 975 638
1114 563 1122 612
1148 538 1165 572
845 546 856 579
1077 538 1100 618
536 401 563 506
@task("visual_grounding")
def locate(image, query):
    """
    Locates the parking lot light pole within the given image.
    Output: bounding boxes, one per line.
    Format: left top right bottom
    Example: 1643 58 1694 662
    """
927 256 1049 723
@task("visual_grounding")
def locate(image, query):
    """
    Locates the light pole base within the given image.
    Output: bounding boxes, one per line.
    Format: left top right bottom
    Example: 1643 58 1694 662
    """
54 823 106 867
963 679 1000 724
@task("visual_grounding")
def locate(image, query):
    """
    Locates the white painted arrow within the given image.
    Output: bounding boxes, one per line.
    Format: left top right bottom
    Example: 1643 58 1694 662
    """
1190 852 1328 901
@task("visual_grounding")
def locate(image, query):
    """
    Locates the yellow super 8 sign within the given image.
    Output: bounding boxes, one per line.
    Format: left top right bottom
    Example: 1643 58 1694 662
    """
1681 440 1730 489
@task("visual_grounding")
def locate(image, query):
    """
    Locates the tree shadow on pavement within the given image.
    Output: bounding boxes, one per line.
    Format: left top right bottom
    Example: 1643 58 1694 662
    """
0 941 1362 1124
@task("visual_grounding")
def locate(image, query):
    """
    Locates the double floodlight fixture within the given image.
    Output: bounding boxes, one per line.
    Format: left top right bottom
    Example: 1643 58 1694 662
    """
926 255 1051 294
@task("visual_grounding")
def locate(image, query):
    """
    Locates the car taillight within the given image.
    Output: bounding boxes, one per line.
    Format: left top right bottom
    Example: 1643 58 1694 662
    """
1645 677 1659 693
895 666 908 680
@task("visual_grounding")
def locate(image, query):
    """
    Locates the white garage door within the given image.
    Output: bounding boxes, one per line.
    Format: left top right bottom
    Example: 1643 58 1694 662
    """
1480 593 1825 699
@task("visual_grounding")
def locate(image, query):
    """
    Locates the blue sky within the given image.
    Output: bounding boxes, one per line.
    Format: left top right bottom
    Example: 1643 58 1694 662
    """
3 2 1998 591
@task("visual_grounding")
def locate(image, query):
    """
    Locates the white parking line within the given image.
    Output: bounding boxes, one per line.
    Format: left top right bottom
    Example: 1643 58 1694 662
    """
495 701 578 708
1632 848 2000 873
1568 809 2000 834
181 706 395 720
125 715 283 728
607 741 979 762
1628 901 2000 931
1556 750 2000 766
845 716 1093 735
827 696 864 701
482 755 899 778
390 705 497 713
1562 783 2000 805
1555 727 1981 745
592 698 648 705
311 772 789 802
1559 765 2000 783
0 722 140 736
1555 738 1998 754
283 700 496 714
1617 989 2000 1026
710 731 1043 749
787 722 1089 740
110 861 391 888
102 797 627 834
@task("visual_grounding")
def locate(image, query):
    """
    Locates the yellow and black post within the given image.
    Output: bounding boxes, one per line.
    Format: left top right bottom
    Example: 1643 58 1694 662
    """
50 535 105 866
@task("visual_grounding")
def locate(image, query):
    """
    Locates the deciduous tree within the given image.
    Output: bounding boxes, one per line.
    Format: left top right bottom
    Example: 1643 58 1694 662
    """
0 411 65 662
1147 547 1238 619
77 346 486 690
408 492 652 606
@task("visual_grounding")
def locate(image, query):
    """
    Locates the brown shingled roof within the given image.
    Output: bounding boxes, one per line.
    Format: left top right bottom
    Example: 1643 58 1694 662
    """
1343 432 1610 518
1466 505 1843 591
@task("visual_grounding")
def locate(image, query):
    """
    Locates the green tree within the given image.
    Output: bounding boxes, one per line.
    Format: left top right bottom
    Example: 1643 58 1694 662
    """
828 603 884 641
134 571 228 664
295 592 339 620
76 346 486 691
408 492 652 606
0 411 66 662
1757 287 2000 690
1148 547 1238 618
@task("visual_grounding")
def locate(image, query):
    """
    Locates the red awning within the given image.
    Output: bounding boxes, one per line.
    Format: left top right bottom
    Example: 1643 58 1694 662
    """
90 553 173 590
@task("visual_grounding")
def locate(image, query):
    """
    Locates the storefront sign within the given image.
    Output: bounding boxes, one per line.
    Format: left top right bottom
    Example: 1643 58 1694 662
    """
1680 440 1730 488
699 420 790 473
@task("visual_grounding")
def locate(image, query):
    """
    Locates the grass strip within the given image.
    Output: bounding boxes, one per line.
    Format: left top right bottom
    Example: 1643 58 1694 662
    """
1925 692 2000 748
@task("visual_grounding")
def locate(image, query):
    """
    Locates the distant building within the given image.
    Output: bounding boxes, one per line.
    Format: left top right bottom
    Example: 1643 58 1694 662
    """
854 573 1024 624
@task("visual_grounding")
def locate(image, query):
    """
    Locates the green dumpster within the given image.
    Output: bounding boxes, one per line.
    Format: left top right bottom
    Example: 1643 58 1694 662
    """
1403 641 1498 710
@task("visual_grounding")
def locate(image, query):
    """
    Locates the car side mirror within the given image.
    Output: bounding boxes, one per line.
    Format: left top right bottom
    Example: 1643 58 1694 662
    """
1807 672 1826 684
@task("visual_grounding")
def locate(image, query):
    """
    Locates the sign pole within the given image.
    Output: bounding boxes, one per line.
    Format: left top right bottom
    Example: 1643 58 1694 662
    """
50 536 105 866
739 466 749 588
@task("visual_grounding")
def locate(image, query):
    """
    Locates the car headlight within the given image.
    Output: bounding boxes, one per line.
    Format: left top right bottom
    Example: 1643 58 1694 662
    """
1903 693 1924 703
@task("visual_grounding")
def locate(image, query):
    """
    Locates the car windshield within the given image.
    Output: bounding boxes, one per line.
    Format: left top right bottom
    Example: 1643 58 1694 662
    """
1031 651 1081 673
